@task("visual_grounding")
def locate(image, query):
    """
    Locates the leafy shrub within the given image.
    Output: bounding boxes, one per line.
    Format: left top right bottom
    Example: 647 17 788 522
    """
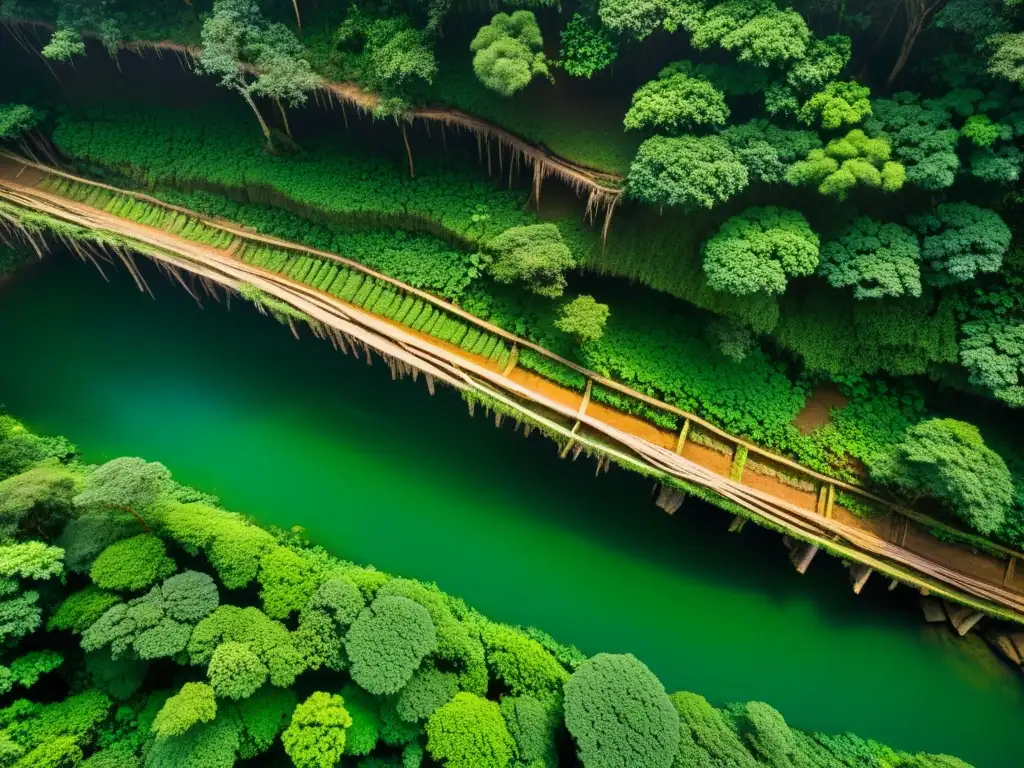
346 595 437 695
208 641 268 700
872 419 1013 534
282 692 352 768
470 12 549 96
152 683 217 739
559 14 617 78
89 535 175 592
426 693 514 768
564 653 679 768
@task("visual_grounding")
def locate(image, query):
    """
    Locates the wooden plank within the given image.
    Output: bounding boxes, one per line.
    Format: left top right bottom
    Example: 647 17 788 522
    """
729 447 746 483
674 418 690 455
790 543 819 575
501 343 519 377
816 485 828 516
888 578 899 591
577 378 593 418
944 601 985 636
824 484 835 519
849 563 872 594
1004 556 1017 587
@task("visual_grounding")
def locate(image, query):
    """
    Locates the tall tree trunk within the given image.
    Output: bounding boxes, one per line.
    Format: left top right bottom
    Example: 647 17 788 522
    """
239 88 273 146
292 0 303 38
402 122 415 179
886 0 946 88
276 99 293 139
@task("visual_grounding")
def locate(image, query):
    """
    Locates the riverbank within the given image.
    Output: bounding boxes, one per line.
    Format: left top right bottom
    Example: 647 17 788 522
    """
2 255 1024 766
3 155 1022 629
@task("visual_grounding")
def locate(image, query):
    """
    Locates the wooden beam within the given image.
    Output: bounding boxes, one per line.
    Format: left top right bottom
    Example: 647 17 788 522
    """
558 421 581 458
849 563 872 594
887 578 899 591
920 598 945 623
788 541 819 574
501 344 519 377
728 515 748 533
578 378 593 418
816 484 828 516
655 484 685 515
824 484 835 519
674 418 691 455
943 601 985 636
729 446 747 483
1003 556 1017 587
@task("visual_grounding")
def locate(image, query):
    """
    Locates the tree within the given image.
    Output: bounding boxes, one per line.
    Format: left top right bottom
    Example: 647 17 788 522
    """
871 418 1013 534
152 683 218 740
334 10 437 96
864 93 960 190
296 577 364 671
340 683 382 755
479 621 569 700
89 534 175 592
786 129 906 199
198 0 319 146
85 650 148 700
560 13 618 78
48 586 120 634
0 415 75 482
145 713 242 768
786 35 851 91
555 295 610 344
188 605 306 687
959 319 1024 406
819 218 922 299
346 595 436 695
282 692 352 768
487 224 575 299
624 73 730 133
470 11 549 96
702 207 820 296
426 693 514 768
670 692 759 768
988 32 1024 84
907 203 1011 286
74 457 170 533
885 0 949 87
798 81 872 129
732 701 814 767
208 641 268 700
161 570 220 623
0 540 63 580
719 120 822 184
628 135 748 209
7 650 63 689
565 653 678 768
598 0 669 39
0 105 44 142
57 513 136 575
501 695 560 768
41 28 86 62
686 0 812 67
237 686 297 758
396 667 459 722
0 461 77 541
257 546 317 620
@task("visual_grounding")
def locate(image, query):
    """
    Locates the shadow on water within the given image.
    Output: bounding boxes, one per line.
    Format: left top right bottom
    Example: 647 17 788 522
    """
2 255 1024 766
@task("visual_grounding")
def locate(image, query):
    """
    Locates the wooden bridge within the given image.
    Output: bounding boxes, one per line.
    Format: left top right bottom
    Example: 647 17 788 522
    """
2 152 1023 638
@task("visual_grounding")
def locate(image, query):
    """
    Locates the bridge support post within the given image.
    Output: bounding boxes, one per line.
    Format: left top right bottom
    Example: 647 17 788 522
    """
501 344 519 377
849 563 872 594
783 536 819 574
728 515 748 533
943 601 984 636
1004 556 1017 587
675 418 691 455
654 484 685 515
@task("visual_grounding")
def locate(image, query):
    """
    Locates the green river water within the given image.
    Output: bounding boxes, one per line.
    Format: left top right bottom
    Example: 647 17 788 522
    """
1 256 1022 765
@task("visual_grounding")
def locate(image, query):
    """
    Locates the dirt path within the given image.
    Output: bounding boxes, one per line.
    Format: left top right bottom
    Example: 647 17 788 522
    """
3 157 1024 625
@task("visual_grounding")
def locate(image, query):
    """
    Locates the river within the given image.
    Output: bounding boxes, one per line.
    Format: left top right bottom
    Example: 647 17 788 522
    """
1 255 1022 765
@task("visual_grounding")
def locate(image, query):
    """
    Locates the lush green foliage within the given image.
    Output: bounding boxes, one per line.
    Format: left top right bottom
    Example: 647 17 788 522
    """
470 11 549 97
488 224 575 299
0 418 989 766
628 135 748 209
88 534 175 592
564 653 679 768
625 73 730 134
702 207 819 296
819 218 922 299
873 419 1014 535
785 130 906 199
559 14 617 79
555 295 610 344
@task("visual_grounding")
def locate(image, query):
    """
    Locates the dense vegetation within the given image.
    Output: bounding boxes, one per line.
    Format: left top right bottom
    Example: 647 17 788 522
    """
1 1 1022 566
0 412 979 767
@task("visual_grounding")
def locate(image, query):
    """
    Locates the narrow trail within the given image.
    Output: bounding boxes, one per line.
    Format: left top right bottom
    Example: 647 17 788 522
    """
2 154 1024 628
